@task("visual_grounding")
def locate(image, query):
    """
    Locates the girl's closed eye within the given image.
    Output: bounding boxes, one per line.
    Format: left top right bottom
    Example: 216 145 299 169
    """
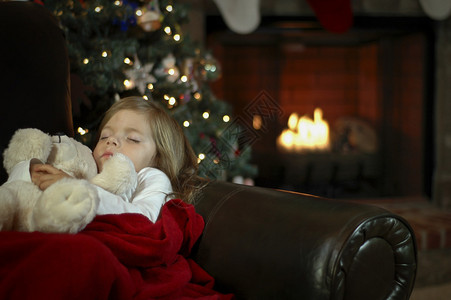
127 137 140 143
99 129 112 140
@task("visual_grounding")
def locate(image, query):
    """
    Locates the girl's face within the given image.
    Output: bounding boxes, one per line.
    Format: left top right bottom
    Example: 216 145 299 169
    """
93 109 157 172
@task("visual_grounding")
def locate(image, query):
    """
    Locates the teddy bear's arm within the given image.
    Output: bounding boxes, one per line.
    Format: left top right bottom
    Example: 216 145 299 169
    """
90 153 137 201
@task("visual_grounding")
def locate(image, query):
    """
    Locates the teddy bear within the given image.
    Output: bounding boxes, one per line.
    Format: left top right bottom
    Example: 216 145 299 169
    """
0 128 137 233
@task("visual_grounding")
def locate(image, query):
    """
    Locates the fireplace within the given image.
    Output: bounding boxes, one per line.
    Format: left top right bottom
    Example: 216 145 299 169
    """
207 16 435 199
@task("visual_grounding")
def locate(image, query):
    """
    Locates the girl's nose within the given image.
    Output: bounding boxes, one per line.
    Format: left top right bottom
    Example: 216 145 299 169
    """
107 136 119 146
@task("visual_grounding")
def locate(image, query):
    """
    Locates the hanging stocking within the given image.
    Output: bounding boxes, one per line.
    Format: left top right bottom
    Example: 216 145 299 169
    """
419 0 451 20
212 0 260 34
305 0 353 33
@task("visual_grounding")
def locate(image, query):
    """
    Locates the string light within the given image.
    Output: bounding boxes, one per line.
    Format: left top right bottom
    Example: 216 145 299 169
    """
180 75 188 82
183 121 190 127
164 94 170 100
173 34 181 42
135 9 143 17
194 92 201 100
202 112 210 119
166 5 173 12
253 115 262 130
168 97 176 105
205 63 216 72
101 51 108 58
198 153 205 160
124 57 132 64
168 68 175 75
147 83 154 90
114 1 122 6
123 79 132 88
83 58 89 64
223 115 230 122
94 6 103 13
77 127 88 135
143 95 149 100
164 26 172 35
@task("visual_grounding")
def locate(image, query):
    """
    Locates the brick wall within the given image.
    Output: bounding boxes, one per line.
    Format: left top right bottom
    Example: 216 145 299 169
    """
212 42 388 130
279 46 359 126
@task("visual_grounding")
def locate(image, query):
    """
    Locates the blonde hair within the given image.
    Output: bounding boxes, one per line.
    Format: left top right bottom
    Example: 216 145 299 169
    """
98 96 201 203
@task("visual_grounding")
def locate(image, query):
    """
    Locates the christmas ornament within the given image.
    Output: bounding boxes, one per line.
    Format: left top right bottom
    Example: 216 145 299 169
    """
419 0 451 20
113 0 138 31
154 53 180 83
243 178 255 186
138 0 163 32
197 54 221 82
124 55 156 94
232 176 254 186
181 57 199 92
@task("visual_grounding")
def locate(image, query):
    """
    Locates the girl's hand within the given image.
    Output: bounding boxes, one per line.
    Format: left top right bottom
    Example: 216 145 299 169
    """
31 163 72 190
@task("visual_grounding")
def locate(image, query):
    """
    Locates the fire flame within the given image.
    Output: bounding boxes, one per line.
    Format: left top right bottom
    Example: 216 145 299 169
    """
277 108 330 152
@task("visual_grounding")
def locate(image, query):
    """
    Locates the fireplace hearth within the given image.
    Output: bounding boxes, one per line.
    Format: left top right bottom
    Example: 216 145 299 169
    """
207 15 435 199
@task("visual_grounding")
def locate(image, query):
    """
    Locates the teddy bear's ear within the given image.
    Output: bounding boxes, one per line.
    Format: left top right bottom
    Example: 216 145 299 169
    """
3 128 52 175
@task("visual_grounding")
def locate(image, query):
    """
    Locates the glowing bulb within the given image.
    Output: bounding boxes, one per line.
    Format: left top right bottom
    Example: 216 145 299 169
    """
135 9 143 17
180 75 188 82
194 92 201 100
164 26 171 35
83 58 89 64
183 121 190 127
147 83 154 90
123 79 132 88
114 1 121 6
94 6 103 13
198 153 205 160
253 115 262 130
223 115 230 122
206 64 215 71
124 57 131 64
164 94 170 100
101 51 108 58
202 112 210 119
168 68 175 75
143 95 148 100
166 5 173 12
168 97 176 105
77 127 88 135
173 34 181 41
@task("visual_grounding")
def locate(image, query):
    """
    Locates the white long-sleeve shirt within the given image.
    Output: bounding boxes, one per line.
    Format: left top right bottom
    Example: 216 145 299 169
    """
7 160 172 223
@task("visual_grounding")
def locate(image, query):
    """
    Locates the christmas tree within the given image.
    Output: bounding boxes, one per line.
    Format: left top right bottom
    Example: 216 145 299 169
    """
36 0 257 181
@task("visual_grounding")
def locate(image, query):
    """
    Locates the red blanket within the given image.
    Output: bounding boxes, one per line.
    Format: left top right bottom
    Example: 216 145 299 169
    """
0 199 233 300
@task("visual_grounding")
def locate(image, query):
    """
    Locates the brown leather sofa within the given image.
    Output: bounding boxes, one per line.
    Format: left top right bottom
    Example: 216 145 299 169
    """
0 2 417 299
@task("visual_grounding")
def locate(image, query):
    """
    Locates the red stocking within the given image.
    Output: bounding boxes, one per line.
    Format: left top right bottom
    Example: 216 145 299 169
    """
305 0 353 33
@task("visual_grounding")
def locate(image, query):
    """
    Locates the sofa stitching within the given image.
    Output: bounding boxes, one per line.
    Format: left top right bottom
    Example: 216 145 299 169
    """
202 186 244 237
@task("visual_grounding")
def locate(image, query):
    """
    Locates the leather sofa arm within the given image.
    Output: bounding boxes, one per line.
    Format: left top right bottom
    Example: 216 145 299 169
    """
192 181 417 300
